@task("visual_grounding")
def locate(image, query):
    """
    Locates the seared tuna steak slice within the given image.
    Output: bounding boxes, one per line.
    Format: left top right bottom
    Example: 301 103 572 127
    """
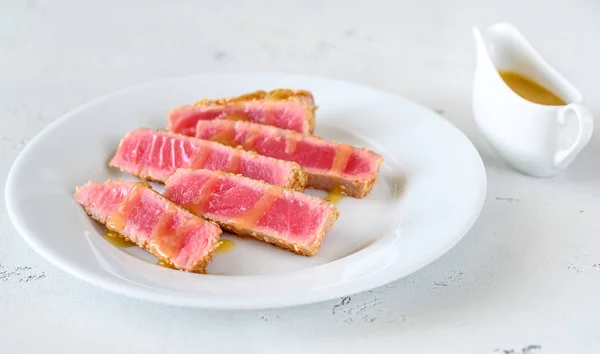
164 169 339 256
195 120 384 198
74 180 222 273
109 128 307 191
168 89 316 136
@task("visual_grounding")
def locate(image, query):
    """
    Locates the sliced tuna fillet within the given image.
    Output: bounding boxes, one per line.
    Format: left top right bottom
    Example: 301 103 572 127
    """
109 128 307 191
164 169 339 256
195 120 384 198
168 89 316 136
74 180 222 273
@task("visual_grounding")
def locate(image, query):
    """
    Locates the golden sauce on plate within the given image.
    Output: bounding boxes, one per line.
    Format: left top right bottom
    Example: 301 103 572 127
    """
215 239 236 254
324 144 352 205
156 259 177 269
324 190 344 204
499 70 566 106
103 230 136 248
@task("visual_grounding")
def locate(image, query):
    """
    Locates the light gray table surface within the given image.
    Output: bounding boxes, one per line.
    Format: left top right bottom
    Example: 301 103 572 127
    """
1 1 599 353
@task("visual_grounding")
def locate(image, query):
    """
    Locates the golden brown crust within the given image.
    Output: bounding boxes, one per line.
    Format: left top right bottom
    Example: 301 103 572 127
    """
270 89 317 134
108 164 167 183
286 162 308 192
74 180 221 273
193 90 267 106
308 174 374 198
305 106 316 135
192 89 312 106
306 205 340 254
267 89 314 100
267 89 317 134
189 242 217 273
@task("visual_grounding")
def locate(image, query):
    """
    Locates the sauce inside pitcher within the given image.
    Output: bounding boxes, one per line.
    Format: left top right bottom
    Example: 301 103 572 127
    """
471 22 594 177
498 70 566 106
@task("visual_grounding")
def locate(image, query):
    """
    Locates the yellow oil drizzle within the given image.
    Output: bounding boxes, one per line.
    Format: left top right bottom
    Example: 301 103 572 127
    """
103 229 136 248
324 190 344 204
215 239 236 254
327 146 352 204
224 114 251 121
156 259 177 269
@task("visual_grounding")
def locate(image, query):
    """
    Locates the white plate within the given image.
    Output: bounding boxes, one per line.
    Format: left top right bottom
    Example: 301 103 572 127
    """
5 73 486 309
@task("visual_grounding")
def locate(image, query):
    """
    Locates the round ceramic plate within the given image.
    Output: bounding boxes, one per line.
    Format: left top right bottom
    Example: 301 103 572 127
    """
5 73 486 309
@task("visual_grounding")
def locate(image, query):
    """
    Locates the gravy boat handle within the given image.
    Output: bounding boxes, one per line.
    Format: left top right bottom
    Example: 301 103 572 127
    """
554 103 594 168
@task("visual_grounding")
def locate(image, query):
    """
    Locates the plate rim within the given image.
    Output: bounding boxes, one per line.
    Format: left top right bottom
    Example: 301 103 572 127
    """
5 72 487 309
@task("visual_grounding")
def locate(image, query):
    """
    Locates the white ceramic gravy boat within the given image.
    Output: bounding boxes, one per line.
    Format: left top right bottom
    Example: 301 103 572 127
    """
472 22 594 177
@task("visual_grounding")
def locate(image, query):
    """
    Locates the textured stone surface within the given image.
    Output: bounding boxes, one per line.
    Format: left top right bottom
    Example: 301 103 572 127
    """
1 0 599 353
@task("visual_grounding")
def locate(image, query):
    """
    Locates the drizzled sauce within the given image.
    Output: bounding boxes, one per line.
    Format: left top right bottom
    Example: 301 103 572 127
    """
189 145 212 169
103 229 136 247
241 123 260 151
227 149 242 174
232 188 282 229
331 144 352 174
156 259 177 269
326 144 352 203
149 211 199 262
224 114 251 122
107 206 127 232
215 239 236 253
188 171 222 214
106 183 144 232
324 189 344 204
284 133 299 154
